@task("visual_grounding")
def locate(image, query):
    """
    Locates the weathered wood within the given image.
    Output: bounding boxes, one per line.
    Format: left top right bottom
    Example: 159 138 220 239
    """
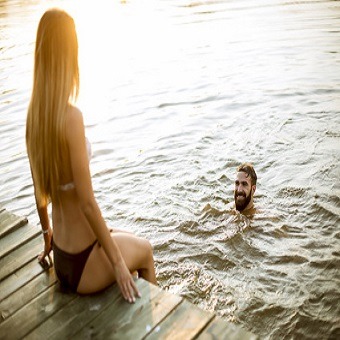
0 233 42 282
0 257 47 302
0 208 28 239
99 281 182 339
0 221 39 260
0 267 57 323
25 283 122 340
0 208 258 339
73 279 182 340
0 283 77 340
145 299 214 340
196 316 259 340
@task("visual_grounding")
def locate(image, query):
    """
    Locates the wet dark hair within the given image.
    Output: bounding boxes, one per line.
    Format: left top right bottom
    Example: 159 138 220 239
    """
237 163 257 186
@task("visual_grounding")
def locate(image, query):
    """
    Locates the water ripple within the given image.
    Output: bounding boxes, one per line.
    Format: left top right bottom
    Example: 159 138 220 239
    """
1 0 340 339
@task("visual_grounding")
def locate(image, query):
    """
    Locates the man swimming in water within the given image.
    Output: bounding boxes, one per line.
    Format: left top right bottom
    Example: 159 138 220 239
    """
234 163 257 214
200 162 257 216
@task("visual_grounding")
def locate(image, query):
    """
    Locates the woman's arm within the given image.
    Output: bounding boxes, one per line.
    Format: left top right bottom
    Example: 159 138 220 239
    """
29 164 53 266
66 106 139 303
36 203 53 266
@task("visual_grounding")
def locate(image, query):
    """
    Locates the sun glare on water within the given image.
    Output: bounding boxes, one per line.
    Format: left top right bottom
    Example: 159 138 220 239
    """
31 0 179 156
61 0 171 124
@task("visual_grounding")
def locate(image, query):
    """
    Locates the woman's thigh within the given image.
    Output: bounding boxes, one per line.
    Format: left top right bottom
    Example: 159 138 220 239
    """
109 227 133 234
77 233 150 294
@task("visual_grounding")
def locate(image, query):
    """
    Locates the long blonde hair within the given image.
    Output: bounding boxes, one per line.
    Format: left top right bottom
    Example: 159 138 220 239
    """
26 9 79 205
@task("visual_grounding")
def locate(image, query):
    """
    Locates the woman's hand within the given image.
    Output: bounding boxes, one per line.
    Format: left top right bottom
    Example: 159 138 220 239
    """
38 230 53 269
113 260 141 303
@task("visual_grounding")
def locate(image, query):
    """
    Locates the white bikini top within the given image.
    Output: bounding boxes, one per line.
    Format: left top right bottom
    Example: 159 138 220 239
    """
59 138 92 191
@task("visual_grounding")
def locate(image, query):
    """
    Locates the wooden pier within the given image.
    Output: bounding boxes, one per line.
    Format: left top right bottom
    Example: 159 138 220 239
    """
0 206 257 339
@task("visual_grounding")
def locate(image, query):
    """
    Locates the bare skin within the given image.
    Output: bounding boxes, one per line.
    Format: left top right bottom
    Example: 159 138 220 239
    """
234 171 256 214
37 105 157 303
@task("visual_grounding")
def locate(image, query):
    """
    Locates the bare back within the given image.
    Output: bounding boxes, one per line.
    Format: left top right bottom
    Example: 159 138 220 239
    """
52 106 96 253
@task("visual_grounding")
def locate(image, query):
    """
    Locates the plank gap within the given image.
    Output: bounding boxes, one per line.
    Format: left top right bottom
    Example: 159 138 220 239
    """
0 209 28 239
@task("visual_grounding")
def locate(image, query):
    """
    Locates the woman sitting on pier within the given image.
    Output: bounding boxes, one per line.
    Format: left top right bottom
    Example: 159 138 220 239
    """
26 9 157 303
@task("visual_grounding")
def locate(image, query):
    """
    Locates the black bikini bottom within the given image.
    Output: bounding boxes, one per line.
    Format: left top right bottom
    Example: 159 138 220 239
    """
52 239 97 293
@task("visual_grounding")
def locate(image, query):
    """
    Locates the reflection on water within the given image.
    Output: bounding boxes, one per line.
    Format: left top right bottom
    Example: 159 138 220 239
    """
1 0 340 338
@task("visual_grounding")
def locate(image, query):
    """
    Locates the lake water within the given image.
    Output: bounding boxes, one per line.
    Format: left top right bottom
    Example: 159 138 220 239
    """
1 0 339 338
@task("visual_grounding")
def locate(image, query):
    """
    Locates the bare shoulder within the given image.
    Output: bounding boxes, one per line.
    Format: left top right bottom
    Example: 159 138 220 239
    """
66 105 84 125
65 106 85 138
64 106 86 150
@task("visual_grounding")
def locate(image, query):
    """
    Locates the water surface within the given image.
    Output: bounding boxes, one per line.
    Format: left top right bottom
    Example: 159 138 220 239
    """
1 0 340 338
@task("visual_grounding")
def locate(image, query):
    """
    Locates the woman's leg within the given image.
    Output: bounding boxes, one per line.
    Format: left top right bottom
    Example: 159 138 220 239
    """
77 233 157 294
109 227 133 234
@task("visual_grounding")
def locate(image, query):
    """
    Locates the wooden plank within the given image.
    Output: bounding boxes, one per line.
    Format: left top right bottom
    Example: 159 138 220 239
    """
0 284 77 340
145 299 214 340
0 258 47 302
0 233 42 282
73 279 182 339
0 221 39 260
25 283 122 340
0 208 28 239
0 207 258 340
0 267 57 323
99 281 183 339
196 317 259 340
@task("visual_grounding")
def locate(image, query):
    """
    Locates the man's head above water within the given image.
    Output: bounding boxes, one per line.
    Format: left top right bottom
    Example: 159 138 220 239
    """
234 163 257 213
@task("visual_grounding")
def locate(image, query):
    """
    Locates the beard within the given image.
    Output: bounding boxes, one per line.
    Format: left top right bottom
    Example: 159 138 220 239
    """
234 190 252 212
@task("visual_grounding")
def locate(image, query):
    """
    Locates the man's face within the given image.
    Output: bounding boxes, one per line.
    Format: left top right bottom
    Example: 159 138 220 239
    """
234 171 255 212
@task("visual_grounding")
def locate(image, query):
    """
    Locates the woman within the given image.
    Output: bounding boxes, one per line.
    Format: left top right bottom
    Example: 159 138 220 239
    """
26 9 157 303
